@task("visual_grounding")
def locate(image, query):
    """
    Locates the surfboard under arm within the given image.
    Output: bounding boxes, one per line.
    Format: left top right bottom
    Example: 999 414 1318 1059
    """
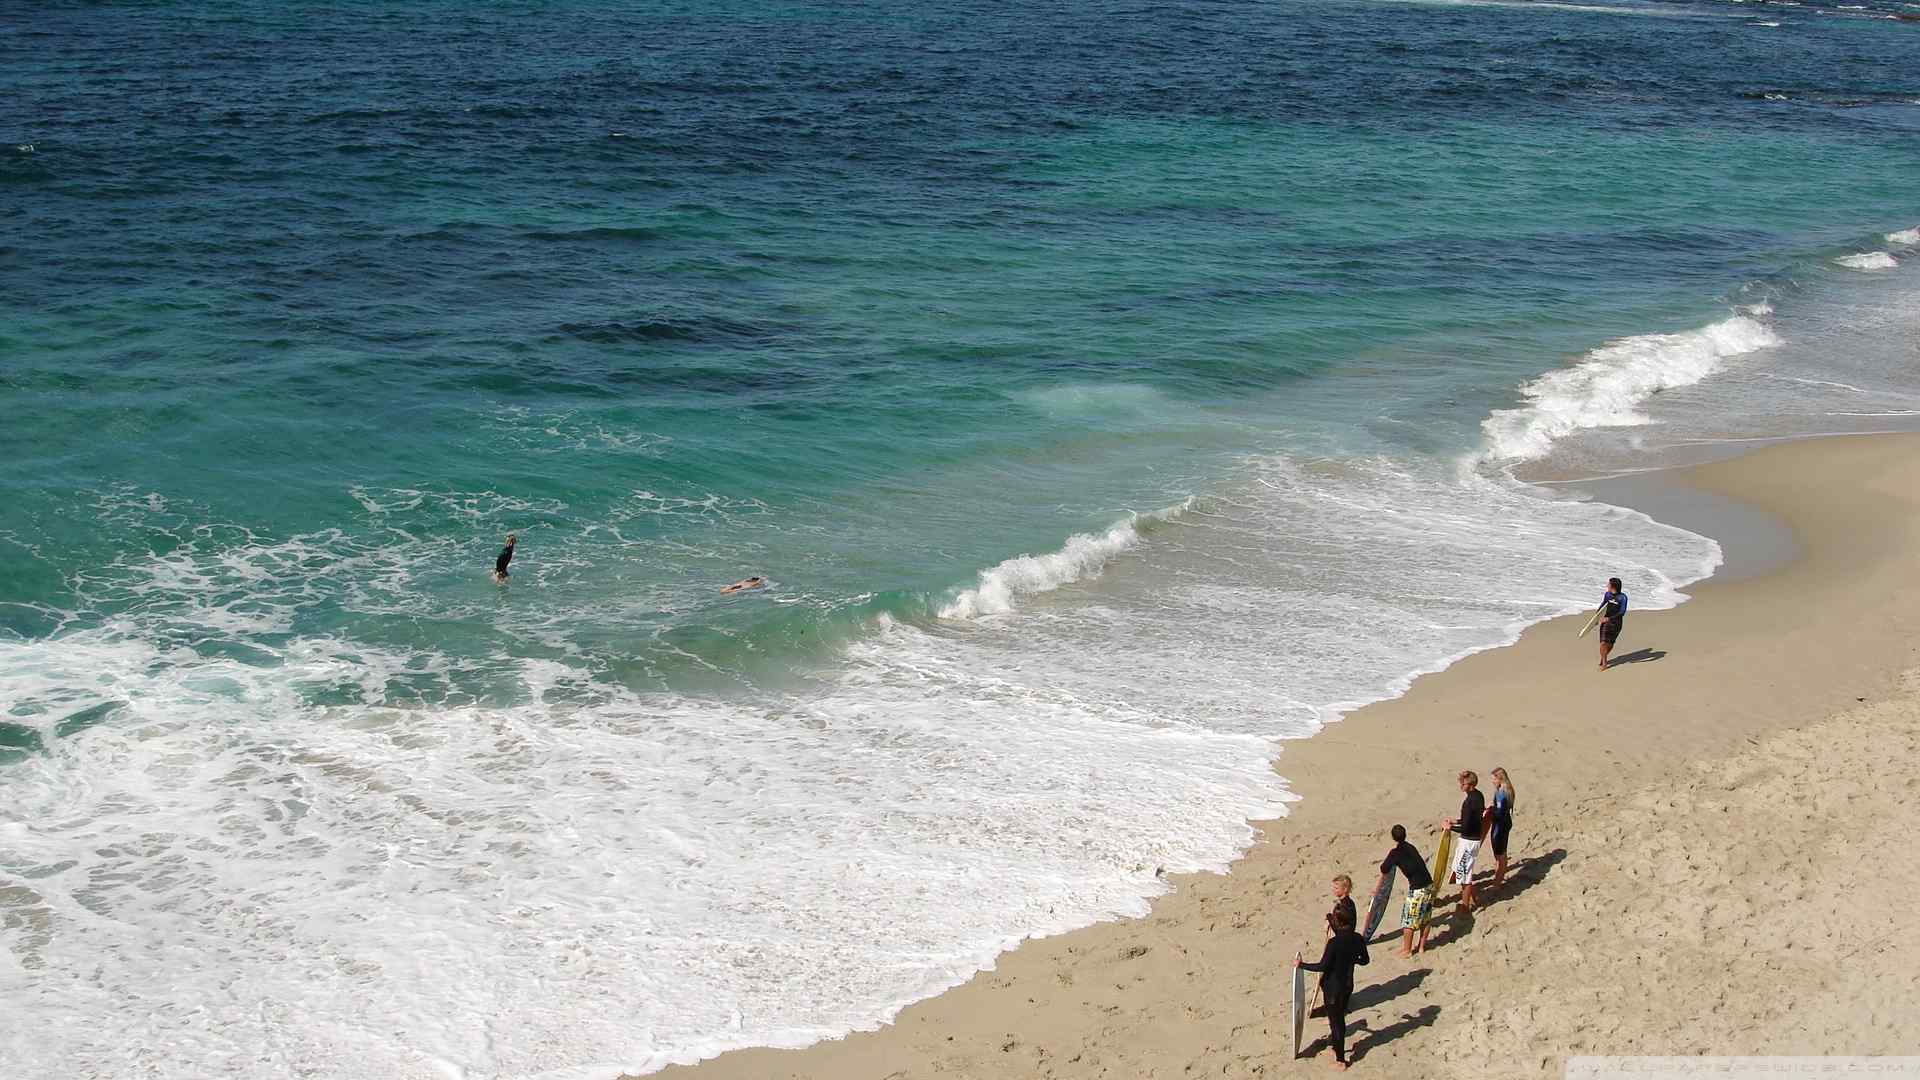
1577 604 1603 638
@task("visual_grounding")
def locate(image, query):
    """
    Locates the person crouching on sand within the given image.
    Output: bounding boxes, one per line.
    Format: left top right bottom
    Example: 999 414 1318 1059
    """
1326 874 1356 938
1377 824 1434 957
1488 766 1516 888
1297 907 1369 1071
1442 769 1486 916
1597 575 1628 670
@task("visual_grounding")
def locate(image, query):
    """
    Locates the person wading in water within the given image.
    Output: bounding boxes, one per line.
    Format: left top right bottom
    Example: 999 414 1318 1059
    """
493 533 517 584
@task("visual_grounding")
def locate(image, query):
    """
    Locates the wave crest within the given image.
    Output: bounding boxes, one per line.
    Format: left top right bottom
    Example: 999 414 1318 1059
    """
1836 251 1899 270
1480 315 1780 461
938 501 1191 619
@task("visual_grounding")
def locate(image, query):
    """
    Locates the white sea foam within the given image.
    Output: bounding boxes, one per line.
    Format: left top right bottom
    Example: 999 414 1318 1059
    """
2 620 1291 1080
1757 372 1870 394
1480 315 1782 461
0 515 1293 1080
1391 0 1731 17
347 486 567 519
1885 227 1920 246
956 455 1720 735
1835 251 1899 270
937 501 1189 619
2 443 1726 1079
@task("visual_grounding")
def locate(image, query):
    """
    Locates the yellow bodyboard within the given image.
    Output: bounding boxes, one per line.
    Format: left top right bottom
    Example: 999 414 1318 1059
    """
1425 830 1453 927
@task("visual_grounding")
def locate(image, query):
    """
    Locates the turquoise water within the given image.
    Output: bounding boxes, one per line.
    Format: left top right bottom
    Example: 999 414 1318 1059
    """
4 1 1918 1076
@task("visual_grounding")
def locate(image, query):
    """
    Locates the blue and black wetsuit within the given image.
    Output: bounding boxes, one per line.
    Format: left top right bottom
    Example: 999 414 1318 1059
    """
1598 589 1628 646
1490 785 1513 858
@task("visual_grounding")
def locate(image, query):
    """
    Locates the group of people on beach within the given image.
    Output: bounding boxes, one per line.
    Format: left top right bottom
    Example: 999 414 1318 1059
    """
1290 577 1630 1069
1295 765 1518 1070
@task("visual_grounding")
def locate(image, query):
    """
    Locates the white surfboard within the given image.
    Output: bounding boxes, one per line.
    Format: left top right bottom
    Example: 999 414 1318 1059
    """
1291 962 1307 1058
1577 605 1603 638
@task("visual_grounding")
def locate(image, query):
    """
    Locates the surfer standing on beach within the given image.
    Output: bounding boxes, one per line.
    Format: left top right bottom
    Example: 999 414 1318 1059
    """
1378 825 1434 958
1326 874 1356 937
1596 576 1628 670
1487 767 1516 888
1297 908 1369 1072
1442 770 1486 917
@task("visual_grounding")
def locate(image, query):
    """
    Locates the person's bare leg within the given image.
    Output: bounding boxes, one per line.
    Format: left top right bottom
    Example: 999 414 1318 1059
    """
1399 926 1414 959
1459 881 1475 913
1598 638 1611 670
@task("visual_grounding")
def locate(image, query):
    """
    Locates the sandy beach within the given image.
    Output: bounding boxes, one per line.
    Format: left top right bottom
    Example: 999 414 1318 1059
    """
650 431 1920 1080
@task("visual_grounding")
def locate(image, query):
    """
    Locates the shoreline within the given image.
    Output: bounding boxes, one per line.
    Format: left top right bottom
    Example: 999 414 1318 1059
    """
643 430 1920 1079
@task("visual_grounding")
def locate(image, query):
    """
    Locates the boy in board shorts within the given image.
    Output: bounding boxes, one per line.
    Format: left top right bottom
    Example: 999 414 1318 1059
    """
1377 824 1434 957
1443 770 1486 919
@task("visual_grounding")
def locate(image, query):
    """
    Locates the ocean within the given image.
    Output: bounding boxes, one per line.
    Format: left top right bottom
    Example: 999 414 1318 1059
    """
2 0 1917 1076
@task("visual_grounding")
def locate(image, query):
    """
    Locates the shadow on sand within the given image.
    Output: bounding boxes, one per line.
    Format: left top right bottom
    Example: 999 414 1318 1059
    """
1605 647 1666 668
1419 848 1568 950
1303 1002 1445 1061
1349 967 1430 1012
1474 847 1569 912
1350 1004 1442 1062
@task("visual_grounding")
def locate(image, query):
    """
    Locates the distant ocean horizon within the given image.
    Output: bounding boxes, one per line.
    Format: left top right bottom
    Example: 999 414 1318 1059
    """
4 0 1918 1076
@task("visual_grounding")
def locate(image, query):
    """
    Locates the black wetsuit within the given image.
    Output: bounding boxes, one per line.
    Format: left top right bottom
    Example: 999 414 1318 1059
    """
1454 788 1486 841
495 543 515 579
1381 840 1433 892
1300 930 1370 1064
1329 895 1356 933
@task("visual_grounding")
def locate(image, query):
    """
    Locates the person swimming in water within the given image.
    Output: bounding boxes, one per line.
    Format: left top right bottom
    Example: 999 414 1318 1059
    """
492 533 516 583
720 576 766 593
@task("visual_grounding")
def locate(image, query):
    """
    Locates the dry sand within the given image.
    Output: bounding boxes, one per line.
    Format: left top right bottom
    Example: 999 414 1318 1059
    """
648 432 1920 1080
